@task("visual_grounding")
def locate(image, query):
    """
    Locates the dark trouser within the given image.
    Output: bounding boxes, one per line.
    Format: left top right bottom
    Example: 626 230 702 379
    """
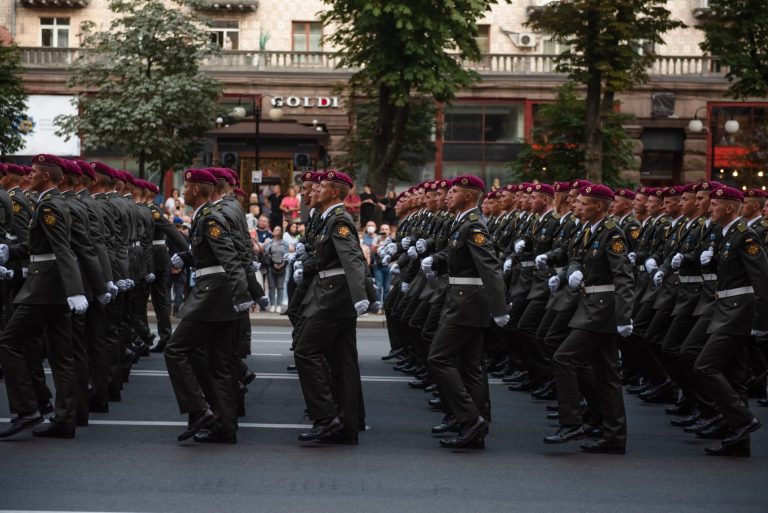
85 302 109 406
694 333 753 428
0 304 77 428
625 302 668 384
428 322 489 425
26 338 52 408
553 329 627 444
132 278 153 343
164 319 239 437
421 301 444 343
236 315 251 359
105 299 124 396
517 297 552 383
661 313 697 401
70 311 90 423
294 316 363 436
149 270 173 344
680 314 719 418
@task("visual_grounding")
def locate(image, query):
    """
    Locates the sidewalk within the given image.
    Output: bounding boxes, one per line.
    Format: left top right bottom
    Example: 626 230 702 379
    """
146 310 387 329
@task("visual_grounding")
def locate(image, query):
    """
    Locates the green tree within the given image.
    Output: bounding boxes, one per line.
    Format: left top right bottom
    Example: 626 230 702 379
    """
55 0 221 180
0 44 32 157
526 1 684 183
699 0 768 99
509 83 635 188
335 95 435 183
320 0 506 194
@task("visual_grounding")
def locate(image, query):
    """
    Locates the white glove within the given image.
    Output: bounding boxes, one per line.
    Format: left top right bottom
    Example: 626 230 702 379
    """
420 256 433 274
4 269 13 280
401 282 410 293
294 260 303 271
126 279 135 289
385 242 398 256
391 263 400 275
234 300 254 312
145 273 155 283
0 244 8 265
97 292 112 305
171 253 184 269
256 296 270 309
67 294 89 315
381 254 392 265
644 258 658 274
251 259 261 272
284 252 296 263
401 237 412 250
671 253 684 270
407 246 418 260
535 254 548 269
700 248 714 266
503 258 513 274
293 268 303 283
751 329 768 337
653 270 664 288
548 275 560 294
369 301 382 312
568 270 584 289
416 239 428 254
106 281 119 297
617 321 633 338
514 239 526 255
295 242 306 256
628 252 636 265
493 314 510 327
116 279 129 292
355 300 370 316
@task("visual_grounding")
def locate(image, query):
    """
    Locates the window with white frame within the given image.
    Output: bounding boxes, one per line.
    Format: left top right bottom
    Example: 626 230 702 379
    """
41 18 70 48
208 20 239 50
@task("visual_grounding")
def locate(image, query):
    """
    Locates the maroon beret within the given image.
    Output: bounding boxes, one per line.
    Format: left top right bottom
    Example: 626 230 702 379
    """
235 187 245 197
636 186 655 196
554 181 571 192
310 172 323 184
92 161 117 179
662 186 683 198
32 154 65 169
453 175 485 192
614 188 636 200
300 171 315 183
73 160 96 180
745 188 768 198
570 179 592 190
580 184 614 201
62 160 83 177
653 188 665 198
681 183 697 194
436 179 452 190
6 163 24 176
695 180 723 193
0 163 6 175
504 184 517 192
209 167 236 186
223 168 239 183
321 169 354 188
183 168 217 186
532 183 555 197
712 186 744 202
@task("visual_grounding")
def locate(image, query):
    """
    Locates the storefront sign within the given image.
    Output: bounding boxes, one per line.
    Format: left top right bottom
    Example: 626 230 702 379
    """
271 96 341 109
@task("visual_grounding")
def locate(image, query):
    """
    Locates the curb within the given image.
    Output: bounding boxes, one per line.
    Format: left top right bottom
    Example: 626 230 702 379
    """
146 311 387 329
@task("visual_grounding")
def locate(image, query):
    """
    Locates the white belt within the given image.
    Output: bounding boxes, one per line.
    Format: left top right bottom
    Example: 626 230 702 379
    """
583 284 615 294
449 277 484 286
554 267 564 273
636 265 645 272
194 265 225 278
152 240 166 246
716 286 754 299
702 273 718 281
520 261 535 268
132 241 141 247
319 267 345 279
679 276 703 283
30 253 56 262
6 234 17 241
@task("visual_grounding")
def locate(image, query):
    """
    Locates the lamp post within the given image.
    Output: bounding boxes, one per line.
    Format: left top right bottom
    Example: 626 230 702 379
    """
230 95 284 181
688 105 740 180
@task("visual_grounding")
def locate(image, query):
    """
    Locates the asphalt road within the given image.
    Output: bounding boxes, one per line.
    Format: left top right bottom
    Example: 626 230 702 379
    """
0 326 766 513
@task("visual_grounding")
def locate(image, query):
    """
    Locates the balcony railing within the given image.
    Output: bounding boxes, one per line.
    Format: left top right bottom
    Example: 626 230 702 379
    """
19 47 728 80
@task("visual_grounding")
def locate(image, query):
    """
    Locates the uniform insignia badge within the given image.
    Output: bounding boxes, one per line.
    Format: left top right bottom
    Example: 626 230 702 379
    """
472 233 486 246
630 229 640 240
610 240 625 253
12 203 21 214
337 225 351 237
746 243 761 256
153 211 161 220
207 225 222 239
43 213 56 226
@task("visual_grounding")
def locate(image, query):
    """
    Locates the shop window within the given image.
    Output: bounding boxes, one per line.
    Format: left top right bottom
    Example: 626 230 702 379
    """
41 18 69 48
208 20 239 50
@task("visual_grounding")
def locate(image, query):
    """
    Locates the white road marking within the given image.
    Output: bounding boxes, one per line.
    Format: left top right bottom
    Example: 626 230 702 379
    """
0 418 310 430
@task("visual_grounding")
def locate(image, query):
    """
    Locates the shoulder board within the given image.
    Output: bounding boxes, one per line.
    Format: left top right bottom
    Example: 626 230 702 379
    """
201 207 211 216
552 212 561 220
334 207 345 216
9 190 15 197
604 219 617 229
760 220 768 228
737 222 747 233
697 217 706 226
468 212 480 221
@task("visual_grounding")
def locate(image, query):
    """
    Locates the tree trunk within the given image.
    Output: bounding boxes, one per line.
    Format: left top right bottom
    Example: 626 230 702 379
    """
584 67 603 183
368 85 411 196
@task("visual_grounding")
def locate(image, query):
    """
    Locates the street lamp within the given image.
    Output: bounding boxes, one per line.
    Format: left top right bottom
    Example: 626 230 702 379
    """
229 95 284 178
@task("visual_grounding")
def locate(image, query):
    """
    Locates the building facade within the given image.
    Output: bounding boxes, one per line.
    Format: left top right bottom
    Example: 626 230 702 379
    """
3 0 767 191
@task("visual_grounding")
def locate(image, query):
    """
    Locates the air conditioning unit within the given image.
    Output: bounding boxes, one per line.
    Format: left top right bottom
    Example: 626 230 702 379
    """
293 152 311 169
518 33 537 48
221 152 239 169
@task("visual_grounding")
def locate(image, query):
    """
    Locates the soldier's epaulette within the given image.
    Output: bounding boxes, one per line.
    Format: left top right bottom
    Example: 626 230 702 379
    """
468 212 480 221
201 206 212 217
737 222 747 233
604 219 617 230
697 217 706 226
334 206 345 216
760 219 768 228
552 212 562 220
9 190 15 197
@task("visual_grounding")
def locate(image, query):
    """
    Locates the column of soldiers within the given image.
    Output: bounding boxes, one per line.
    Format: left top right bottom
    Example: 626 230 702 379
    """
0 156 270 444
383 175 767 456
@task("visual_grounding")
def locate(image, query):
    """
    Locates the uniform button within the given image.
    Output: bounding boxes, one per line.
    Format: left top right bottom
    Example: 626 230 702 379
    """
459 291 463 296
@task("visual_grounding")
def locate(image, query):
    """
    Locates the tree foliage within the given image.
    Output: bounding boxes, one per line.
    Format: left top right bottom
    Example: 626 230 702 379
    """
55 0 221 179
0 44 31 157
509 83 635 188
320 0 506 193
526 1 683 183
699 0 768 99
